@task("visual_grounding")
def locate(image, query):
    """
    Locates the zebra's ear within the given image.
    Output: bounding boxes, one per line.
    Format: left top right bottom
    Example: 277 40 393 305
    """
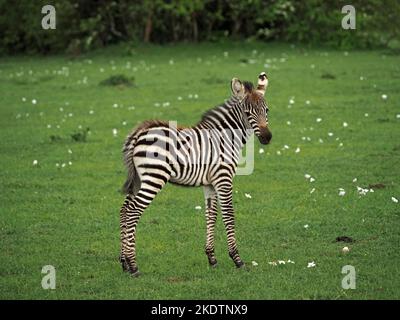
256 72 268 96
231 78 245 99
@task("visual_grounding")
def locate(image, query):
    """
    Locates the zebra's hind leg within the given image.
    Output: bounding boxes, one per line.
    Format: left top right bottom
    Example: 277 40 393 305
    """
123 178 168 277
214 182 245 268
203 185 218 267
120 194 134 272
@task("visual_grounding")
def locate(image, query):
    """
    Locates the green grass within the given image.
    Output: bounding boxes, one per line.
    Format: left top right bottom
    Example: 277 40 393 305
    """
0 41 399 299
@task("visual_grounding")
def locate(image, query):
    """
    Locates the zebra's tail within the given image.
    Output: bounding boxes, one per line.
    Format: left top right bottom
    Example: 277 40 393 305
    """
122 130 141 195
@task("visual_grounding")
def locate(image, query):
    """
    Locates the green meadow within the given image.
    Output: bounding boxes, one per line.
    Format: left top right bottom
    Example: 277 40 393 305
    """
0 42 399 299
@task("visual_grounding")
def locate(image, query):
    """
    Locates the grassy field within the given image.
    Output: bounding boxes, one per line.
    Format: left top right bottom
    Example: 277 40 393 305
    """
0 41 399 300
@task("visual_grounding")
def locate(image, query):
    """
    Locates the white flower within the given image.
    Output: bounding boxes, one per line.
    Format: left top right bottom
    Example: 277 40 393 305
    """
177 96 182 101
32 160 38 166
304 224 309 229
195 206 202 210
259 148 264 154
252 261 258 266
305 100 310 105
310 188 315 194
319 138 324 143
68 149 73 154
381 94 387 100
284 145 289 150
364 113 369 117
276 150 281 155
47 124 52 129
56 163 60 167
68 161 72 166
289 99 295 105
338 188 346 196
162 102 170 107
122 121 127 126
22 97 26 102
342 246 350 253
194 94 198 99
328 132 334 137
307 261 316 268
392 197 399 203
112 128 118 137
309 177 315 183
169 59 174 65
245 193 252 199
396 114 400 119
316 118 322 123
295 147 300 153
343 122 348 127
286 121 291 125
268 261 277 266
278 260 286 265
360 76 364 80
287 259 295 264
61 163 66 168
357 186 369 196
352 178 357 183
89 110 94 114
113 103 118 108
32 99 37 105
305 174 311 179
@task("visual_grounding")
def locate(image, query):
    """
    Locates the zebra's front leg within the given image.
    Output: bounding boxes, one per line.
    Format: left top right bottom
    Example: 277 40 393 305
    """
215 183 244 268
203 185 218 267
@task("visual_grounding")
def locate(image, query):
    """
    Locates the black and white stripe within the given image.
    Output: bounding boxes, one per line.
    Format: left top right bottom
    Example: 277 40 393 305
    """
119 72 272 276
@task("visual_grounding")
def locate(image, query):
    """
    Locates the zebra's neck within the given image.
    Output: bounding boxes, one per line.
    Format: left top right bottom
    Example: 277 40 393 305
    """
196 97 253 150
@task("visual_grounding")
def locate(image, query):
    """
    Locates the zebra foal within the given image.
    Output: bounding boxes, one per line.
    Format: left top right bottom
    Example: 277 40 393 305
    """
120 72 272 276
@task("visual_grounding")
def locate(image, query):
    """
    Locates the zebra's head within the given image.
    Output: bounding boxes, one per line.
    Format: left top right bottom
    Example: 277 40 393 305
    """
231 72 272 145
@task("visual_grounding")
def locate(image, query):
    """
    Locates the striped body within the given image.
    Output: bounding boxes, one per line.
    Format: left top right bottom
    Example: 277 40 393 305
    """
119 74 272 276
123 97 251 189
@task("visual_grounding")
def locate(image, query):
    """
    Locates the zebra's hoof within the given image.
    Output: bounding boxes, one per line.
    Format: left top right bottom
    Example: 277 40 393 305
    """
209 261 218 268
130 270 141 278
128 267 141 277
208 257 218 267
235 261 245 268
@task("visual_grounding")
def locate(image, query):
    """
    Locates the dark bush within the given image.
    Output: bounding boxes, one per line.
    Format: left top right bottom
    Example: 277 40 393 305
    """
99 75 134 87
0 0 398 54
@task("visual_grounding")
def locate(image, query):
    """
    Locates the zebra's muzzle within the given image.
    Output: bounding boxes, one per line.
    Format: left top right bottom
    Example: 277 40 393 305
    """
258 127 272 145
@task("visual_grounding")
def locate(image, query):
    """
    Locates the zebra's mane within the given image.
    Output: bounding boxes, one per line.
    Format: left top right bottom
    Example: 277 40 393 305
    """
198 80 254 125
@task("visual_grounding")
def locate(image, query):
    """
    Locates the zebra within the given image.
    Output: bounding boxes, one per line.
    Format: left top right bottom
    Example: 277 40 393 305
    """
119 72 272 276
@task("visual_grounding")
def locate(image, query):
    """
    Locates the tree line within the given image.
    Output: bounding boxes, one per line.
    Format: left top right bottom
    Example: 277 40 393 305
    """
0 0 398 54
